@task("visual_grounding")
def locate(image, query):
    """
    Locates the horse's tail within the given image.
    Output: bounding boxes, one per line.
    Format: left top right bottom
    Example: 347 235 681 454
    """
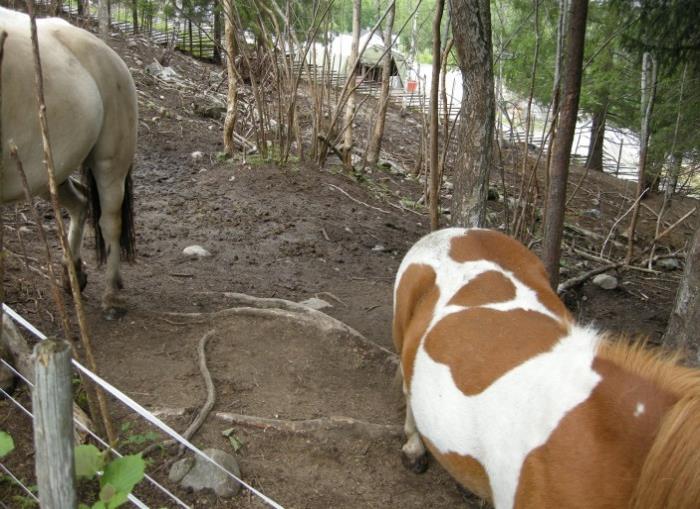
83 164 136 265
630 394 700 509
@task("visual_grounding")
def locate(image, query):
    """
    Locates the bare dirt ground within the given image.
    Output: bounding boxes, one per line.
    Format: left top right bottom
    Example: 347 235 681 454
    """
1 23 698 509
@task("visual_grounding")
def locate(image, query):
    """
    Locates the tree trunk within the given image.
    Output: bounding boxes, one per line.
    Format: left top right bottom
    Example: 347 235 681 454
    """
663 221 700 365
626 51 658 263
131 0 138 33
98 0 109 39
585 98 607 172
638 52 658 194
213 6 223 65
428 0 445 231
542 0 588 289
223 0 239 156
365 0 396 168
448 0 495 228
342 0 361 168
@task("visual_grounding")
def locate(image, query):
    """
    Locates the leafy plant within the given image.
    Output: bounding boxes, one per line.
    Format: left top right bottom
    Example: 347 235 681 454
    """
75 445 145 509
0 431 14 458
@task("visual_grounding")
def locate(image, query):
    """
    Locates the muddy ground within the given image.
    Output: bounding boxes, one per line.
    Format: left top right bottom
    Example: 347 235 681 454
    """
1 22 698 509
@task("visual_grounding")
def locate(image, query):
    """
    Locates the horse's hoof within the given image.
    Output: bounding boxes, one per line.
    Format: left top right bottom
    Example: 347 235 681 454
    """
63 260 88 292
103 306 127 321
402 451 429 474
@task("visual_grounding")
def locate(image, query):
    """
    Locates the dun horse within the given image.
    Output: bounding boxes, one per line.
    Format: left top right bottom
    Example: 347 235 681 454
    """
1 7 137 319
394 227 700 508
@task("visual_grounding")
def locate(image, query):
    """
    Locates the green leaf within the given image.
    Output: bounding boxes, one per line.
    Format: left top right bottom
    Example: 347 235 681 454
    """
75 445 104 479
222 428 243 452
78 504 91 509
100 454 145 494
0 432 15 458
106 492 129 509
99 483 117 502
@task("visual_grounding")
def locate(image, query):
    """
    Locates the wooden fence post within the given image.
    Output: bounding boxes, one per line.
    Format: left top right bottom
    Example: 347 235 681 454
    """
33 339 77 509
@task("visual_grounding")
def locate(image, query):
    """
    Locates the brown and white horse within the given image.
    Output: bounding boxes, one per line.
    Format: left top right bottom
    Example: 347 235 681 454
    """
394 227 700 509
1 7 137 319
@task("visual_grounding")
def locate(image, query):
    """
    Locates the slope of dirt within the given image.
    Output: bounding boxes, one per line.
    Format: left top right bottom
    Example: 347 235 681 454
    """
1 21 698 509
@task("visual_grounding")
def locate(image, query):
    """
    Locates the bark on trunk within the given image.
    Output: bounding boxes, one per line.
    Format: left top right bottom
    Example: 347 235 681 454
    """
342 0 362 168
428 0 446 231
213 7 222 65
365 1 396 168
223 0 239 156
98 0 109 39
542 0 588 289
626 51 658 262
131 0 138 33
585 99 607 172
448 0 495 228
663 221 700 365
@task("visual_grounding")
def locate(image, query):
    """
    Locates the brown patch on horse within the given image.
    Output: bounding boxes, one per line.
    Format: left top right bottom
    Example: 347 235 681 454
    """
595 339 700 509
393 264 439 386
423 436 492 502
449 230 570 321
424 308 567 395
515 355 677 508
447 270 516 307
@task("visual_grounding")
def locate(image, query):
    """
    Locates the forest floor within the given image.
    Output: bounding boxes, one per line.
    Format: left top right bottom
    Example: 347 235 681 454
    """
1 23 698 509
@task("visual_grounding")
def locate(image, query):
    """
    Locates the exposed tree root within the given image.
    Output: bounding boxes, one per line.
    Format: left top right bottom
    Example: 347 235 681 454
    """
216 411 402 439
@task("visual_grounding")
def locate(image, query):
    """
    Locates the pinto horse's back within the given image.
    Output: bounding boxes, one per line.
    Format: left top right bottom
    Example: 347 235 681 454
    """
393 228 700 508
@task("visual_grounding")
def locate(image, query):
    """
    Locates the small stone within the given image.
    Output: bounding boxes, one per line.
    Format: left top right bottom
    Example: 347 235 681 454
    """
656 258 681 271
581 208 602 219
593 273 618 290
183 245 211 258
191 151 205 163
169 448 241 497
372 244 385 252
298 297 332 311
127 40 138 49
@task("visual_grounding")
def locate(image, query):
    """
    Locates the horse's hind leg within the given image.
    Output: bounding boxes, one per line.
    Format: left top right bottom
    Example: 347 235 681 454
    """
400 366 429 473
56 178 89 291
91 159 128 320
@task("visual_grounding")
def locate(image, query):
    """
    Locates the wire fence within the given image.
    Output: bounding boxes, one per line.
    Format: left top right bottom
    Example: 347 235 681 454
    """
1 303 286 509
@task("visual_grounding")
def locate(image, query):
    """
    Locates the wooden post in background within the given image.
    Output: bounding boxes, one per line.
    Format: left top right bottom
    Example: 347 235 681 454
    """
33 339 77 509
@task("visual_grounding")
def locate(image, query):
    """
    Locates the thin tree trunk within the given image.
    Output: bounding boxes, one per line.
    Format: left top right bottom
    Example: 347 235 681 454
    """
366 0 396 168
666 63 688 201
98 0 109 39
342 0 361 168
131 0 138 33
585 97 607 171
542 0 588 289
663 221 700 365
223 0 239 156
428 0 445 230
449 0 495 228
213 6 222 64
626 51 657 263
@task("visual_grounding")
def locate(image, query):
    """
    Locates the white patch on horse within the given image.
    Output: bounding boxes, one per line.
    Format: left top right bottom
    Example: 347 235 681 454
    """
397 228 602 509
411 325 601 509
634 402 646 418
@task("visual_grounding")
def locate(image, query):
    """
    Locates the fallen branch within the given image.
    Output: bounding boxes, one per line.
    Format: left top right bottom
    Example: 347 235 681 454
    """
557 263 622 294
215 412 402 439
327 184 390 215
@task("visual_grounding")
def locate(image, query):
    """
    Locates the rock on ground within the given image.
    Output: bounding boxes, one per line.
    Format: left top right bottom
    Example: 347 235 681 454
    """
169 448 242 498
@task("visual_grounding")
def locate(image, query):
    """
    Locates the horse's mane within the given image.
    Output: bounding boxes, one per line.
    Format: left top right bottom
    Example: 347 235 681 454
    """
597 335 700 509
